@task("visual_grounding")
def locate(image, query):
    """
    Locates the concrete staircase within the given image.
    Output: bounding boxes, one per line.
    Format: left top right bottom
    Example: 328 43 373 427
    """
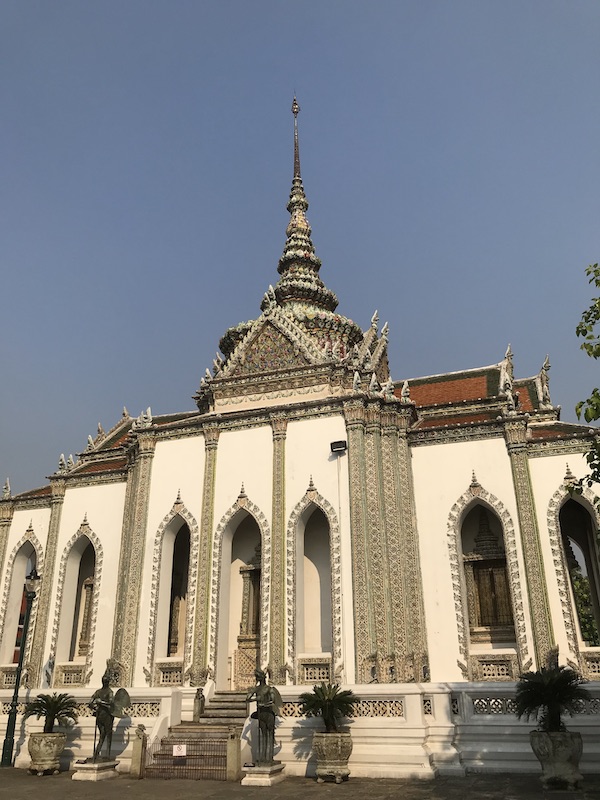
145 691 247 780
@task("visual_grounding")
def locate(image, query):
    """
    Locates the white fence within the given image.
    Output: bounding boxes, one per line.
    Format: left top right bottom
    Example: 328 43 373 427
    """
1 681 599 778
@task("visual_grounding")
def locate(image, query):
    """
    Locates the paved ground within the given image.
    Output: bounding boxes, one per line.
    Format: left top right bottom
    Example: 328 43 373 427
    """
1 769 600 800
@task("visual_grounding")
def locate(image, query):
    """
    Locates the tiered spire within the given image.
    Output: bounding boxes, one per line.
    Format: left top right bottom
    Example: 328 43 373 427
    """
274 98 338 312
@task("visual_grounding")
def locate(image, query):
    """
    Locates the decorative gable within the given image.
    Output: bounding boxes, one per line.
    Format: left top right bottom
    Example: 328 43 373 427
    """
231 321 311 375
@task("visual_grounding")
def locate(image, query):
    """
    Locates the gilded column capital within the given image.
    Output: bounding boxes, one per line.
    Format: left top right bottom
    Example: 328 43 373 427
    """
136 433 157 456
397 405 417 432
380 407 400 435
0 500 15 523
126 432 157 467
502 416 529 451
270 414 288 440
365 400 382 431
49 478 66 501
343 398 366 428
203 423 221 450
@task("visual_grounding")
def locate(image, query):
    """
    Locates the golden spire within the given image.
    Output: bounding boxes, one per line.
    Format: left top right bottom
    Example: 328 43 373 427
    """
292 96 301 179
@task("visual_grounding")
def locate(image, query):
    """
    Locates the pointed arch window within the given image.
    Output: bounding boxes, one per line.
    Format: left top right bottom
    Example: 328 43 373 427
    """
461 506 516 645
560 499 600 647
298 507 333 655
167 524 190 657
0 544 36 666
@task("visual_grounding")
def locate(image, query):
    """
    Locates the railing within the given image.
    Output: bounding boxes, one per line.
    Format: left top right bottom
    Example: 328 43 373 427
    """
145 735 228 780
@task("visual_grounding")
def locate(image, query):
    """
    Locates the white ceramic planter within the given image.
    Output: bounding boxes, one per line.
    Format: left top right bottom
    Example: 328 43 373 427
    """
530 730 583 789
312 731 353 784
27 731 67 775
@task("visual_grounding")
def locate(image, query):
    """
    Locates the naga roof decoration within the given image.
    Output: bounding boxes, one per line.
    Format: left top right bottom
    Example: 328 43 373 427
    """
196 99 389 411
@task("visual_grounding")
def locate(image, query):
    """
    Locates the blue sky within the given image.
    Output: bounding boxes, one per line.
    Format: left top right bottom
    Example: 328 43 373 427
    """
2 1 599 493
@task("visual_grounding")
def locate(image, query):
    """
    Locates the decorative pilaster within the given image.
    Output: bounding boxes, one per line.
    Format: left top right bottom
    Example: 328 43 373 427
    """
396 407 429 680
29 478 65 685
111 433 156 686
191 423 220 685
77 577 94 657
380 408 406 676
0 499 14 585
504 417 554 666
343 399 376 682
363 401 394 667
269 414 287 683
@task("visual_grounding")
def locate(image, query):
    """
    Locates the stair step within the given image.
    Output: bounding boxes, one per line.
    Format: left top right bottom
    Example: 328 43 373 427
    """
204 709 246 718
145 766 226 781
153 750 226 759
146 695 247 782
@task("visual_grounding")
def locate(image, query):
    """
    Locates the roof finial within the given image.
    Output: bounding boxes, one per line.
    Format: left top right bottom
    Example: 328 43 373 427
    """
292 96 301 179
275 98 338 313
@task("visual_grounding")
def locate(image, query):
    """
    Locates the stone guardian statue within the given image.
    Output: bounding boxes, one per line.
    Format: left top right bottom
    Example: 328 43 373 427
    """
246 669 282 765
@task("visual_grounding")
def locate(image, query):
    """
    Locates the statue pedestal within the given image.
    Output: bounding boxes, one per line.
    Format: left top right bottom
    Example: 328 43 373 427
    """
241 762 285 786
72 759 120 781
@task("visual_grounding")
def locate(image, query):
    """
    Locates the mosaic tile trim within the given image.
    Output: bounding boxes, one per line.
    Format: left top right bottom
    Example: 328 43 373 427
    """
285 485 342 682
49 519 103 687
146 496 200 685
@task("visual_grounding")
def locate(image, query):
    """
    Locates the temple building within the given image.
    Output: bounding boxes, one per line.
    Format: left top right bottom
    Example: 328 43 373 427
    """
1 101 599 775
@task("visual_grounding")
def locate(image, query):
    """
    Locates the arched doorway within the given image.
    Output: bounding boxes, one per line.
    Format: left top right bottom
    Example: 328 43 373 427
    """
217 512 261 691
298 506 332 654
166 524 190 658
461 504 516 647
560 499 600 647
0 542 37 666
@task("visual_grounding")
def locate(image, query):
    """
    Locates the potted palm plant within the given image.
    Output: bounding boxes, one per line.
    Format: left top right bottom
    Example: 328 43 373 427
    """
298 682 360 783
515 665 590 788
23 692 78 775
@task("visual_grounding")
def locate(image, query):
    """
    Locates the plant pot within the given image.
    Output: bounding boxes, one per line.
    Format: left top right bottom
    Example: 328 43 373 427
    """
529 730 583 789
27 731 67 775
312 731 352 784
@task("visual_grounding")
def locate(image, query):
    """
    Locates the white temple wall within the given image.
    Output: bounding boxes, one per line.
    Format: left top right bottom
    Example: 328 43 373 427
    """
284 416 346 503
50 482 126 681
285 414 354 681
213 425 273 522
411 437 522 682
528 451 599 660
132 435 205 686
145 436 206 533
5 506 50 554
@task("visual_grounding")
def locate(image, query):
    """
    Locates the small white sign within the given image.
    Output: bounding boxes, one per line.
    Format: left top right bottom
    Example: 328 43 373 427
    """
173 744 187 757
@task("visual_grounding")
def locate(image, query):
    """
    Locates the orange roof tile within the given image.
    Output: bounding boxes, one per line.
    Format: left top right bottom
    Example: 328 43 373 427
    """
74 458 128 476
399 374 494 407
414 411 498 430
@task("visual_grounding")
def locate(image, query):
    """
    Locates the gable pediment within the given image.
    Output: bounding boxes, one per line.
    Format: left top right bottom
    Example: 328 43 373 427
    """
232 321 310 375
219 306 326 379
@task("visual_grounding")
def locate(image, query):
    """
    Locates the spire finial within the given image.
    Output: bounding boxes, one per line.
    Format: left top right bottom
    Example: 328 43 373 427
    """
292 96 301 179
